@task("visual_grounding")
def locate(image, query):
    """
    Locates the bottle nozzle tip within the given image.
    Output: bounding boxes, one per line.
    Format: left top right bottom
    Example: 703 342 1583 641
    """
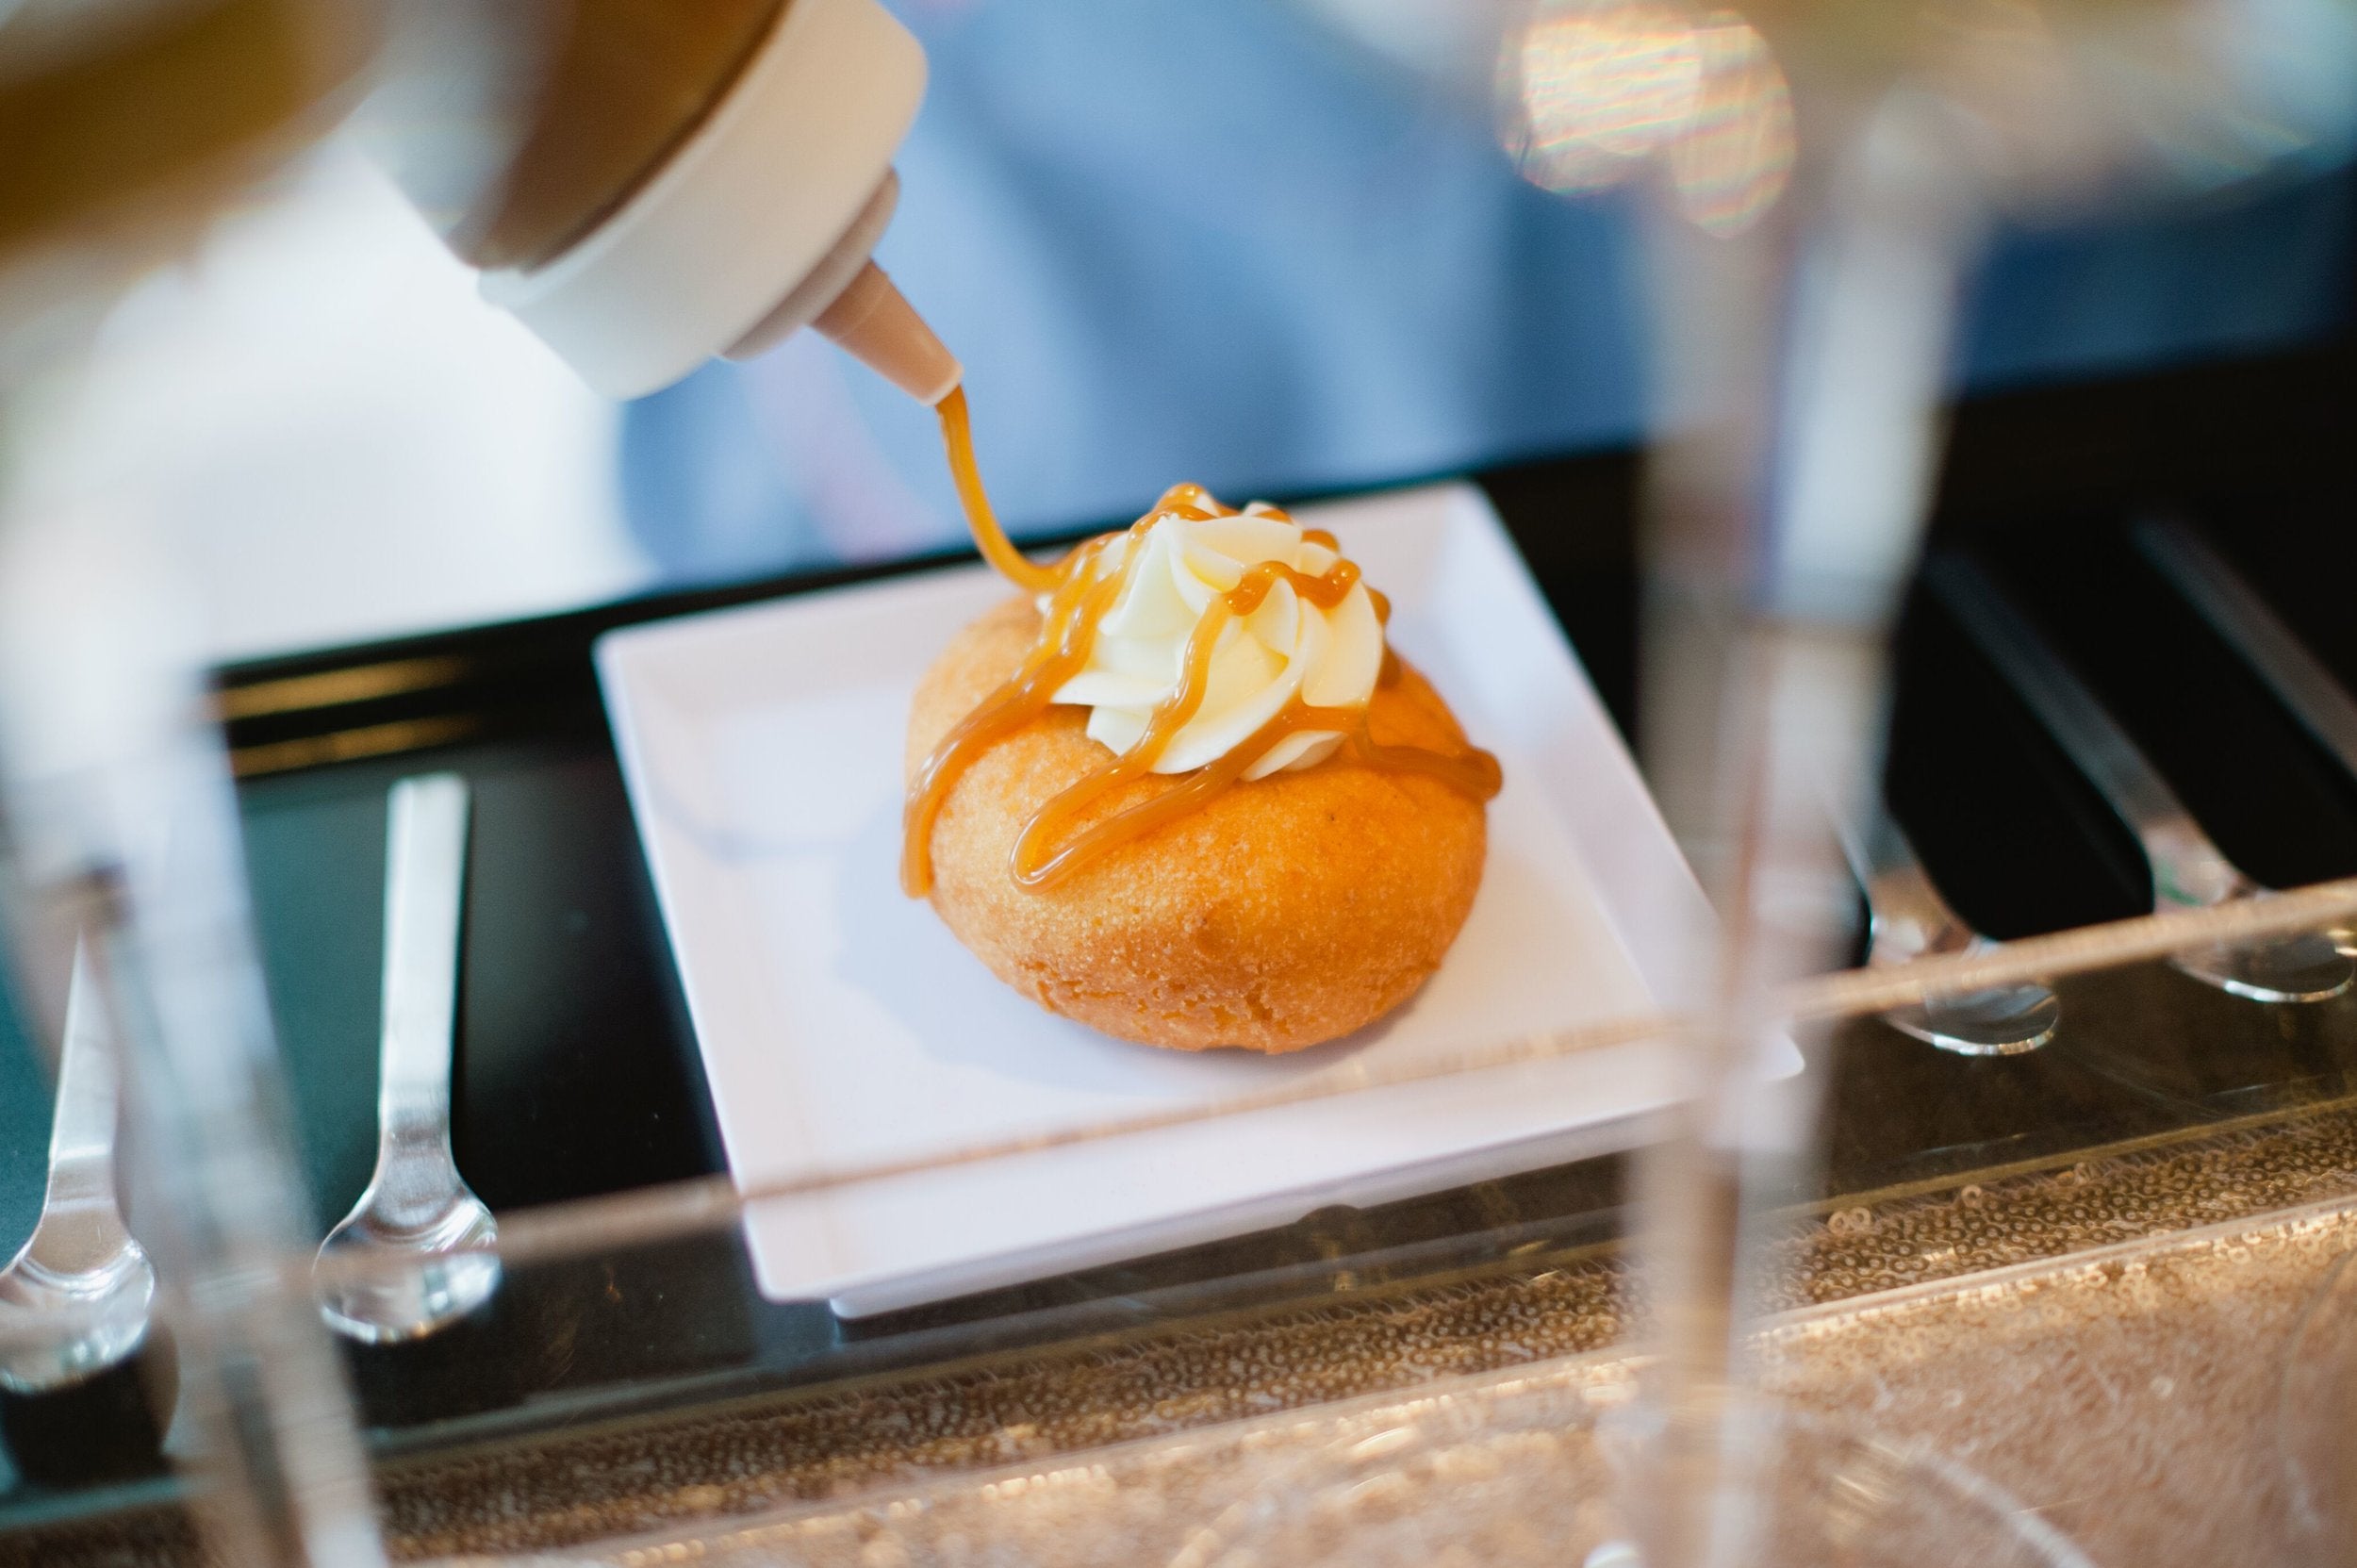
814 261 962 404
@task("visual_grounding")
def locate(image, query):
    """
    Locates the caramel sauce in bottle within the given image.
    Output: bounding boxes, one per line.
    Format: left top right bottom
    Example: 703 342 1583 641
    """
438 0 789 271
0 0 372 261
904 386 1502 897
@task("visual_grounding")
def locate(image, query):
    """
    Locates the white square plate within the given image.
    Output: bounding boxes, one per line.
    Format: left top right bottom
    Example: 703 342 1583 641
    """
598 483 1757 1316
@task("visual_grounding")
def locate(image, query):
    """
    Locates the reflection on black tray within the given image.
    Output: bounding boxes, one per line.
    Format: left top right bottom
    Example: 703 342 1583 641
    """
1881 512 2357 1118
1885 580 2154 940
1976 516 2357 892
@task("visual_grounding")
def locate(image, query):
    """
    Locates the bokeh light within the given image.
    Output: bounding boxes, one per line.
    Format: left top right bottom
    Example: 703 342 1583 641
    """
1670 12 1796 234
1508 2 1703 190
1501 0 1794 234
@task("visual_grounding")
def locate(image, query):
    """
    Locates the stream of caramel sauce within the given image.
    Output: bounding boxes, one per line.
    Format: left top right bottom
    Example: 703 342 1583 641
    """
903 386 1502 897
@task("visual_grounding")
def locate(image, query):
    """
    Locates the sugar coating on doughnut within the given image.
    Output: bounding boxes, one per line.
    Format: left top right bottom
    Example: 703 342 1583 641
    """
907 595 1488 1053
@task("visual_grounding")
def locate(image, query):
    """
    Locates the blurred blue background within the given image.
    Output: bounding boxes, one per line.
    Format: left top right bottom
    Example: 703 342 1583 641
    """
619 0 2357 588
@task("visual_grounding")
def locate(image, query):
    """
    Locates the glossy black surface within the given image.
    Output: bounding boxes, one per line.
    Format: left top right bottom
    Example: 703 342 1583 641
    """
1886 583 2159 939
1979 518 2357 892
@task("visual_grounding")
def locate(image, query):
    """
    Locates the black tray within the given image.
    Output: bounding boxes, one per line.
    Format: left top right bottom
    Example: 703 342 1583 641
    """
6 338 2357 1502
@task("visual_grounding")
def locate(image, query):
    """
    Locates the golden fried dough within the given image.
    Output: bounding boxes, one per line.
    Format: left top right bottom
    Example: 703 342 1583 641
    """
907 595 1487 1053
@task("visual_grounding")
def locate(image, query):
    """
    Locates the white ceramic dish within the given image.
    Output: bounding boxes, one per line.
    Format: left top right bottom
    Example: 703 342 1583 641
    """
598 483 1767 1316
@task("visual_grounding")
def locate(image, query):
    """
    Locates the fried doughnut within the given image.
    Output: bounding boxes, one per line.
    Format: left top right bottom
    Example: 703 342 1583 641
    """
907 594 1488 1053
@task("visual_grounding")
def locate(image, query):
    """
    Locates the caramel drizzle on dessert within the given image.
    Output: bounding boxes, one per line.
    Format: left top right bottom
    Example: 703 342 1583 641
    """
903 387 1502 897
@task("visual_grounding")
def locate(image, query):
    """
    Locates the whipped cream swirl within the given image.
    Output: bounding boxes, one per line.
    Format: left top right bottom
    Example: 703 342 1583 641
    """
1048 502 1385 778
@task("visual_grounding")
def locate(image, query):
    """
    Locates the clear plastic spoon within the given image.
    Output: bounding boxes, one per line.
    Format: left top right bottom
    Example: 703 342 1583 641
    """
0 940 155 1393
314 773 499 1343
2134 516 2357 964
1846 809 2060 1055
1930 556 2352 1004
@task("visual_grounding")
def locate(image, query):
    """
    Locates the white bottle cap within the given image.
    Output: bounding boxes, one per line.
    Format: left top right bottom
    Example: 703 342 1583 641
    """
479 0 926 401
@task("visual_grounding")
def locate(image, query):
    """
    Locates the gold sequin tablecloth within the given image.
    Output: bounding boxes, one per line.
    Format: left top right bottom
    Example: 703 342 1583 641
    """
595 1205 2356 1568
565 1106 2357 1568
21 1099 2357 1567
424 1099 2357 1564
